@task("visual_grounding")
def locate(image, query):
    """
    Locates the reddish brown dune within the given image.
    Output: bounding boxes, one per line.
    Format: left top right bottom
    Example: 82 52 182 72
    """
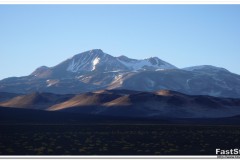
1 90 240 118
48 92 121 111
0 92 73 110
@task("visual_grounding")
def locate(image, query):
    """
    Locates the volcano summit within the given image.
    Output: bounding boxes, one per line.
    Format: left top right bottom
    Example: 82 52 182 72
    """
0 49 240 98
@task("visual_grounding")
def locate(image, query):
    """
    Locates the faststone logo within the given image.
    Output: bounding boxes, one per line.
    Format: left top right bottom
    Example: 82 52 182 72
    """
216 148 240 159
216 148 240 155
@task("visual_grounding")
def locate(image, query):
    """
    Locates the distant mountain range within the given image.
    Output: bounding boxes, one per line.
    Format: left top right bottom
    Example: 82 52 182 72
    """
1 49 240 98
1 89 240 118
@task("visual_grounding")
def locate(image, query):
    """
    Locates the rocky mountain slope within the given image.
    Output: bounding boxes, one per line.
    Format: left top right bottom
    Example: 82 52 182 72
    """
1 49 240 98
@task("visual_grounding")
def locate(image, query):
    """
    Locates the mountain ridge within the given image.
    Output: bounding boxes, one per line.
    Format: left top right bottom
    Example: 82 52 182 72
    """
1 49 240 98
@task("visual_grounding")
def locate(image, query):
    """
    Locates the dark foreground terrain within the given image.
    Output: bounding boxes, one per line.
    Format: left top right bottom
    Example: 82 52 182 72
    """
1 124 240 155
1 107 240 155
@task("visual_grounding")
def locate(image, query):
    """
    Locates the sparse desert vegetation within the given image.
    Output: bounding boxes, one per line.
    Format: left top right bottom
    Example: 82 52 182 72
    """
0 124 240 155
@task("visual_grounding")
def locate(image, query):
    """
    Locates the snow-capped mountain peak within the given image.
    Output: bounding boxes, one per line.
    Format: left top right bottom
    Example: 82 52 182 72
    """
65 49 177 73
117 55 177 71
66 49 128 73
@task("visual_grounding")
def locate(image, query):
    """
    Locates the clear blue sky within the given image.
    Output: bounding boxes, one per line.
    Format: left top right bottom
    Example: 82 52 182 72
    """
0 5 240 80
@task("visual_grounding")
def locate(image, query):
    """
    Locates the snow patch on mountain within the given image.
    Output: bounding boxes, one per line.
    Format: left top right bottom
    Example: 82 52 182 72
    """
117 57 176 71
117 58 151 71
92 57 100 71
46 79 59 87
67 58 88 73
67 59 78 72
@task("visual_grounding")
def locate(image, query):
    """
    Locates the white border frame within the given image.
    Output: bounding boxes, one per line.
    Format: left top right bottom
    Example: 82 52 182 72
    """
0 1 239 159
